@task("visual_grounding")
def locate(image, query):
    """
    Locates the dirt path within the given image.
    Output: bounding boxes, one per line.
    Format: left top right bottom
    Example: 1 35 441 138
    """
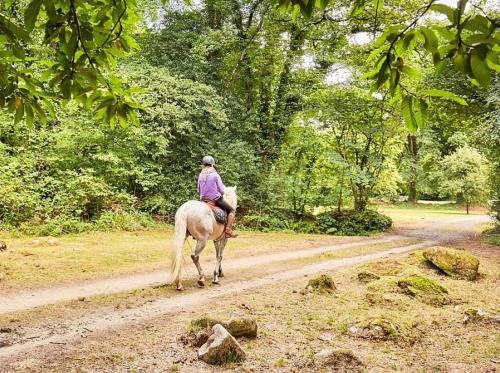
0 239 437 359
0 235 406 315
0 215 489 316
0 214 489 363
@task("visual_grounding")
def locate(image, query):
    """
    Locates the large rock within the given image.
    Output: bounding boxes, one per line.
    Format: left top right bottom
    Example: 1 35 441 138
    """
190 313 257 338
397 275 449 306
198 324 246 365
314 348 365 372
423 246 479 281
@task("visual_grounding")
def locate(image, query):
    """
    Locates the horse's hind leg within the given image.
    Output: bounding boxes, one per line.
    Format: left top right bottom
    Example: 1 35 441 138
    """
191 237 207 287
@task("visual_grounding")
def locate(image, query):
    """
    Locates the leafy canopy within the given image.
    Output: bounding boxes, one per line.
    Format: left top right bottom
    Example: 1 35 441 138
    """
0 0 141 127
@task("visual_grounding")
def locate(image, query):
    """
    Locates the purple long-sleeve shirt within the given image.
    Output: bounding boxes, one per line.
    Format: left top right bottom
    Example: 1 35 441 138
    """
198 168 226 200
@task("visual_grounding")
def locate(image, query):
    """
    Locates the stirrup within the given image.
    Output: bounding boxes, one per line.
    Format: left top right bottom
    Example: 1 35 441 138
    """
225 231 238 238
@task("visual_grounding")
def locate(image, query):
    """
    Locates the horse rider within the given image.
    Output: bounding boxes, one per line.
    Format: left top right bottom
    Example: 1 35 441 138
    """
198 156 238 238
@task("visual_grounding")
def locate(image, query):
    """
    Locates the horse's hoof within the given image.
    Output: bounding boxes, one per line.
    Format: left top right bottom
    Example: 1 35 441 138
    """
212 280 220 285
176 285 184 291
219 272 224 278
197 280 205 287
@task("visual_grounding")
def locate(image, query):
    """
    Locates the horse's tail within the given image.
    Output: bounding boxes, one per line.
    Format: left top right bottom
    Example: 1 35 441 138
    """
170 205 188 285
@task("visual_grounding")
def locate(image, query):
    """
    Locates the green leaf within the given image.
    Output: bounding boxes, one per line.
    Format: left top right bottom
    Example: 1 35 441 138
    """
24 0 43 32
420 89 467 105
470 53 491 87
0 14 31 41
401 65 421 78
14 102 24 124
453 54 468 74
401 95 417 132
463 15 490 34
430 4 455 22
402 31 416 51
486 51 500 73
421 28 438 53
414 98 428 128
25 103 34 128
351 0 367 16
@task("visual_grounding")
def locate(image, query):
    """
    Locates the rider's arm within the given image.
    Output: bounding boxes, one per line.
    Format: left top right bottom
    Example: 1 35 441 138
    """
197 174 202 194
216 173 226 195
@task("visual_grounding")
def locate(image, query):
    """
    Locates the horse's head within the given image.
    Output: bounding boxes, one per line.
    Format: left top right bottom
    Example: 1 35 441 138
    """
224 186 238 210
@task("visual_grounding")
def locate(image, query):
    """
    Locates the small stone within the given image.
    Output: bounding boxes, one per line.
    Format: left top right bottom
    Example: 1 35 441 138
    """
317 333 333 341
463 308 500 325
0 272 5 281
423 246 480 281
0 340 12 347
0 327 12 333
46 237 60 245
0 241 6 251
181 329 212 347
348 326 360 335
31 239 41 246
78 297 86 302
357 271 380 283
349 319 400 340
198 324 246 365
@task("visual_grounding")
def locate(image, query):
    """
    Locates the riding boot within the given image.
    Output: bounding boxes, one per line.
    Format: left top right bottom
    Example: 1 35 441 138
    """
225 212 238 238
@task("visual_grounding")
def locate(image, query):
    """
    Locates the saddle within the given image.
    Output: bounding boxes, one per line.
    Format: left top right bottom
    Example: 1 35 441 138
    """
203 200 227 224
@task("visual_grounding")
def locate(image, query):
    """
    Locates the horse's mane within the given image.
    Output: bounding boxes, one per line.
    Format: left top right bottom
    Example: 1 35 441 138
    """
223 186 237 210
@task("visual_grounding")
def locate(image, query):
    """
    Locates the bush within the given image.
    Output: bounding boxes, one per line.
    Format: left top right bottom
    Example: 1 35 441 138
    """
240 213 316 233
315 210 392 235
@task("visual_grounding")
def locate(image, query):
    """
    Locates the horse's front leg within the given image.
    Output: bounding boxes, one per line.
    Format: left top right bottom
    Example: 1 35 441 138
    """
191 238 207 287
213 239 227 284
218 238 227 278
213 240 221 284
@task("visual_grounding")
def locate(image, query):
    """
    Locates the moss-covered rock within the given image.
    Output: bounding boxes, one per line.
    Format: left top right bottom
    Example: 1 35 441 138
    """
358 271 380 283
423 246 479 280
304 274 336 293
314 348 365 371
397 275 449 305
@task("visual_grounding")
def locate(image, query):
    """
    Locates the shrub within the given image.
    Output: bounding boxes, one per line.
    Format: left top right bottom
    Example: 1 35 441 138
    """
315 210 392 235
239 210 316 233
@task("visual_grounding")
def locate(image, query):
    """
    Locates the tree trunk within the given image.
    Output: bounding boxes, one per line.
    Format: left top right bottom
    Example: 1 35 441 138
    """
337 168 345 213
352 184 368 212
407 134 418 203
466 200 470 215
408 181 417 204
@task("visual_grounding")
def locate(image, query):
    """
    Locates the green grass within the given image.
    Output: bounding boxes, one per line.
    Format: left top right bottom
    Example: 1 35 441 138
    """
376 202 484 225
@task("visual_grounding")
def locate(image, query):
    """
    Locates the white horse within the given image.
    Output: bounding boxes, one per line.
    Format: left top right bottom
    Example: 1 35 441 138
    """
170 187 237 291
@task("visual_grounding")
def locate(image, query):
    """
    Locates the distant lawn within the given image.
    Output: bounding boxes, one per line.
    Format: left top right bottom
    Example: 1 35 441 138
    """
375 202 485 225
